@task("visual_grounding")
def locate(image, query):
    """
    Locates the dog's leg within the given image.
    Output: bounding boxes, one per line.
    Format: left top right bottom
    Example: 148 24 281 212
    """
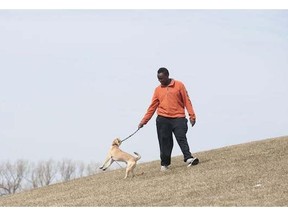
124 169 128 179
99 155 110 169
124 161 136 179
124 163 131 179
100 156 114 171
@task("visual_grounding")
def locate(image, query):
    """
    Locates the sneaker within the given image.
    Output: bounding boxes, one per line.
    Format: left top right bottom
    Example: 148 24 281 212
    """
186 157 199 167
160 165 169 172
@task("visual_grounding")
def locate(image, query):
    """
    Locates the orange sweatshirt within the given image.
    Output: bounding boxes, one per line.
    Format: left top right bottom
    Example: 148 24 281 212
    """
140 79 196 125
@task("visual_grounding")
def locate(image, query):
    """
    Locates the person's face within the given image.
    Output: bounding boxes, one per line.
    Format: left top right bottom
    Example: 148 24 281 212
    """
157 72 170 86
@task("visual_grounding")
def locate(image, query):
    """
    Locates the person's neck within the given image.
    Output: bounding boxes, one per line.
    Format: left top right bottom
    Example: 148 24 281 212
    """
163 78 172 86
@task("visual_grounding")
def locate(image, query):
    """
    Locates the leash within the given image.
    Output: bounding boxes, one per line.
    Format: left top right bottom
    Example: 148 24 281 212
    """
114 160 124 168
120 128 140 143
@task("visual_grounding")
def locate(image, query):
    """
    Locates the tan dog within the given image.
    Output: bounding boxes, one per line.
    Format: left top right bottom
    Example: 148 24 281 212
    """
99 138 141 179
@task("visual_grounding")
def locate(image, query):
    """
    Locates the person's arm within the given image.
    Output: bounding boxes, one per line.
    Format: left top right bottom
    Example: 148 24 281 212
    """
180 84 196 126
138 89 159 128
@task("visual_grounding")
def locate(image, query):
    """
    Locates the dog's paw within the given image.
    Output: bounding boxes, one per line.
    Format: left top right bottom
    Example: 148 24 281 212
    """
99 165 107 171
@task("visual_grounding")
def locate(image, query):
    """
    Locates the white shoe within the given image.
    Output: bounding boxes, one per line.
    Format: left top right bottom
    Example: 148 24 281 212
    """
186 157 199 167
160 165 169 172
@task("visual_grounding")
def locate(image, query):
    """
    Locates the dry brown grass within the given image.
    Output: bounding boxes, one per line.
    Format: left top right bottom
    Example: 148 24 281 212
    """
0 136 287 207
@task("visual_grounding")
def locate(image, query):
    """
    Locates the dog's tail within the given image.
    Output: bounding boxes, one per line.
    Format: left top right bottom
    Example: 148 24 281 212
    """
133 152 141 161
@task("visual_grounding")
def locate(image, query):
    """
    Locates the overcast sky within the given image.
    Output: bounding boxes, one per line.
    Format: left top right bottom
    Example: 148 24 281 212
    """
0 10 287 164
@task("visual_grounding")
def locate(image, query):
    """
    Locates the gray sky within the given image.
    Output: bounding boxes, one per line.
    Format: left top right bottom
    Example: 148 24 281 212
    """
1 10 288 164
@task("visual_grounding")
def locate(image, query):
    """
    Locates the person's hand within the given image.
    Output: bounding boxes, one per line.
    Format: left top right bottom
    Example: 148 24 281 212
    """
138 123 144 129
190 119 196 127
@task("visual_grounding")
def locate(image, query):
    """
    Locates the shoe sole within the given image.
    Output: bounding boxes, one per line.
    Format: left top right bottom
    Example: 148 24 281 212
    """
187 158 199 167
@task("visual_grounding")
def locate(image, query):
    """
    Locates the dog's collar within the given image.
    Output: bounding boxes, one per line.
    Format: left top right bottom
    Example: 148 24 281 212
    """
112 143 119 146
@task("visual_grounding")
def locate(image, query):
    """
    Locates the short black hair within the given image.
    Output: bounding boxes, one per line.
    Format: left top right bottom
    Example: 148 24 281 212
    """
157 67 169 76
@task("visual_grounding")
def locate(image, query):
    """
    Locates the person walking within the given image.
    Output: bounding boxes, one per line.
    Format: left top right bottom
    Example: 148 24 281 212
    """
138 67 199 171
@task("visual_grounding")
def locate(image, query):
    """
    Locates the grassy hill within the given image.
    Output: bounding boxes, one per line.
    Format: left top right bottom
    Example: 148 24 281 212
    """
0 136 287 207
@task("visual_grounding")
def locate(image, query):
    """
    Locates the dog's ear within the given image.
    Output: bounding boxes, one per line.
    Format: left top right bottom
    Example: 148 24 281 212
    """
116 138 122 146
112 138 121 146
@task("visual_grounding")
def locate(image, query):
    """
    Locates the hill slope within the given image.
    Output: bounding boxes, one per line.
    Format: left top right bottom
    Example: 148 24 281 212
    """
0 136 287 206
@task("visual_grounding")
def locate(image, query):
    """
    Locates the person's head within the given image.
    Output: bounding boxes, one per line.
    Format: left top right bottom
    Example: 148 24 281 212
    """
157 67 170 86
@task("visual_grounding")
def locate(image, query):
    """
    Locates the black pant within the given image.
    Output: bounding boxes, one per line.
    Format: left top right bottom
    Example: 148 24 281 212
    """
156 116 193 166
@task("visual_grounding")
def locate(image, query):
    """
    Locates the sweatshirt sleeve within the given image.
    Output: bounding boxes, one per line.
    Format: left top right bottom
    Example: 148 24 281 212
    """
180 83 196 120
140 89 159 125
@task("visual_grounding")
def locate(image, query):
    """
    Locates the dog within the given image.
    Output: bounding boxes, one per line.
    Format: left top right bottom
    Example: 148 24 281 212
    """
99 138 141 179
